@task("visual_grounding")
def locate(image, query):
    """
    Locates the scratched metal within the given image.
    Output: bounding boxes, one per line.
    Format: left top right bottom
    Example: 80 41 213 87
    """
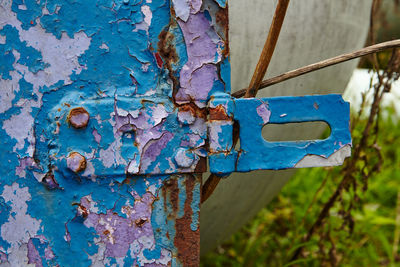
0 0 228 266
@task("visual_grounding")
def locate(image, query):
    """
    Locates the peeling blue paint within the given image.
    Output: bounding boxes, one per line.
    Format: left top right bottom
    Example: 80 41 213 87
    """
208 94 352 175
235 94 351 171
0 0 227 265
0 0 352 265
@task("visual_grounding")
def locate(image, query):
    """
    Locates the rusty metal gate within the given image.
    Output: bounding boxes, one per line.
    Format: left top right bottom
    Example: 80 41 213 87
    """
0 0 351 266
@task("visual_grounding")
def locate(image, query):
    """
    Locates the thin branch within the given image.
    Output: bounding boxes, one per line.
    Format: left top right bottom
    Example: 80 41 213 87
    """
201 0 291 204
233 39 400 98
244 0 291 98
290 47 400 263
393 191 400 259
201 174 222 203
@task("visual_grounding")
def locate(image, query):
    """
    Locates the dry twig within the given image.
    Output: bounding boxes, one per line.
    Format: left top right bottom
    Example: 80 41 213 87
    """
201 0 290 204
233 40 400 98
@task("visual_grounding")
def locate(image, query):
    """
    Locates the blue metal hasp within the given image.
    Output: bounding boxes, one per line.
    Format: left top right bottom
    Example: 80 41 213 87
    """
208 93 352 175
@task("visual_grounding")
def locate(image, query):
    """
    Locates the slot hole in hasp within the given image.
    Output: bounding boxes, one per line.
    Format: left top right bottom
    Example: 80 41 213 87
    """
262 121 331 142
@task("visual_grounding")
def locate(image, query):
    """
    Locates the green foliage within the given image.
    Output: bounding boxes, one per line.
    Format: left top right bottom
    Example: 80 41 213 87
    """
201 114 400 266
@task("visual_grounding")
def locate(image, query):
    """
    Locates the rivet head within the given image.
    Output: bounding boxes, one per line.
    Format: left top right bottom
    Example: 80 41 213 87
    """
67 152 87 173
68 107 90 129
174 148 195 168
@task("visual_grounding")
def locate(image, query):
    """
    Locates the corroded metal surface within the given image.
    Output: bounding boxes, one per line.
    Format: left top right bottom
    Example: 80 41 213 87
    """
208 94 351 175
0 0 227 265
234 94 351 171
0 0 352 265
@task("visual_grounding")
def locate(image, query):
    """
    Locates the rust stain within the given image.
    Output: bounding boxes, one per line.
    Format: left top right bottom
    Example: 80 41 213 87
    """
135 218 147 227
164 177 179 216
73 203 89 218
157 30 178 64
209 104 230 120
67 152 87 173
178 103 207 120
158 22 180 99
216 6 229 58
174 175 200 267
155 52 164 68
160 176 200 266
67 107 90 129
194 157 207 173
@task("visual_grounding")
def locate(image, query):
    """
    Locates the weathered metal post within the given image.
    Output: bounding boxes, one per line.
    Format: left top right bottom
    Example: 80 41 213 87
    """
0 0 228 265
0 0 351 266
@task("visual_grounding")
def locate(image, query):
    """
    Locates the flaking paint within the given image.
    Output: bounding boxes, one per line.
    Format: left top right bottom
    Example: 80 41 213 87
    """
0 0 228 265
0 0 352 265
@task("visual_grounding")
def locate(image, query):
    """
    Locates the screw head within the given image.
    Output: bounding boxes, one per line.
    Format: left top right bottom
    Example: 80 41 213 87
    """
67 152 87 173
174 148 195 168
68 107 90 129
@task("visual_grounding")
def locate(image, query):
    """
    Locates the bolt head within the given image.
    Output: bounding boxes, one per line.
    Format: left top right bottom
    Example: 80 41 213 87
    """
174 148 195 168
67 152 87 173
68 107 90 129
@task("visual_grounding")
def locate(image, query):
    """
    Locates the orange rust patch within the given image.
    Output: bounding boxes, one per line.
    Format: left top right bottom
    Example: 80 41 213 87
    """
67 152 87 173
178 103 207 119
174 175 201 267
216 7 229 58
209 104 231 120
158 24 180 99
67 107 90 129
72 203 89 218
159 175 201 266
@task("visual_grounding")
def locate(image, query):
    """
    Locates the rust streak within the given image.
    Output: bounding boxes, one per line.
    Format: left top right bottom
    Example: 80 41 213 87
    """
178 103 207 120
215 6 229 58
174 175 200 267
158 18 180 100
194 157 207 173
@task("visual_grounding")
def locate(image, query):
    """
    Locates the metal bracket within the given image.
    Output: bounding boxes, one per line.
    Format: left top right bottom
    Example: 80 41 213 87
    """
35 95 209 180
208 93 352 175
35 92 351 179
